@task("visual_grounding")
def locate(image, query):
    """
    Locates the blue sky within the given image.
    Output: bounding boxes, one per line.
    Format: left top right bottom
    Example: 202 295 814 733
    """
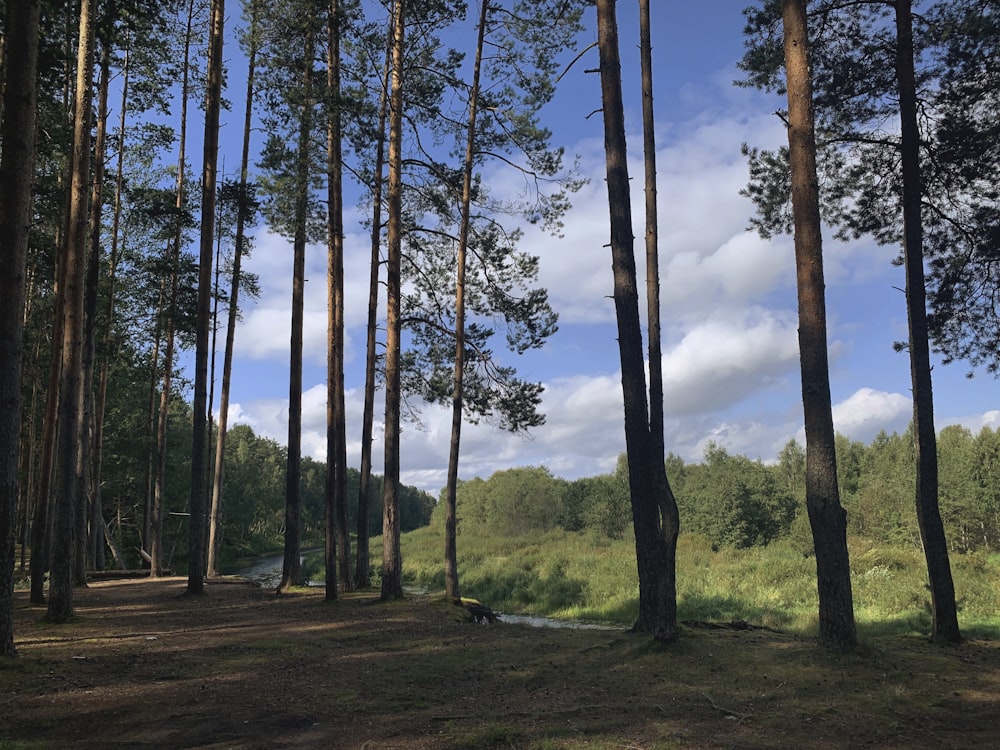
214 1 999 493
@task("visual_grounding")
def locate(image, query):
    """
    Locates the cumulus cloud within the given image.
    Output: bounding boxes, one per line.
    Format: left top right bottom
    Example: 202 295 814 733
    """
831 387 912 444
216 57 993 495
663 307 800 415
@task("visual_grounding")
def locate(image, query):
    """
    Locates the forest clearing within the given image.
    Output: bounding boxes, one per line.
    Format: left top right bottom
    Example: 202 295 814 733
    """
3 576 999 749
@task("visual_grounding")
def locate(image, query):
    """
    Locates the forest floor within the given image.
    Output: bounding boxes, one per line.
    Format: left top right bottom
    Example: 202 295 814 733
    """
3 576 999 749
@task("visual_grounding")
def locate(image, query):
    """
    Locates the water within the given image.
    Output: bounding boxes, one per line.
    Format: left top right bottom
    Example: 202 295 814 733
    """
223 552 289 588
225 555 618 630
498 613 617 630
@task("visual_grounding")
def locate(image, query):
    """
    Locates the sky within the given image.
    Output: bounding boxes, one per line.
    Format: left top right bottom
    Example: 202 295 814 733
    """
211 1 999 494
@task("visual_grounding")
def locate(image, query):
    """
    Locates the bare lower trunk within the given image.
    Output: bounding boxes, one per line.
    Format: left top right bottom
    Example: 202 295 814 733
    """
49 0 96 622
279 25 317 594
893 0 960 644
209 2 258 579
81 40 112 576
380 0 406 602
782 0 857 650
639 0 664 462
596 0 677 642
0 0 42 657
188 0 226 595
326 0 351 600
443 0 490 601
355 30 393 590
93 29 132 574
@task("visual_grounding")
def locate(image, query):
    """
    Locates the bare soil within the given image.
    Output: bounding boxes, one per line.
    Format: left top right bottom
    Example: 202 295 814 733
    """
3 576 999 749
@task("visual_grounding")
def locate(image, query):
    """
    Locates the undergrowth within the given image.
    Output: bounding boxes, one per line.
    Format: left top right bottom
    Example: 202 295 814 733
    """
373 527 1000 638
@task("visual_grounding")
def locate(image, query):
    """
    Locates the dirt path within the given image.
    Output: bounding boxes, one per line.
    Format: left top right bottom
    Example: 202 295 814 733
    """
3 577 999 749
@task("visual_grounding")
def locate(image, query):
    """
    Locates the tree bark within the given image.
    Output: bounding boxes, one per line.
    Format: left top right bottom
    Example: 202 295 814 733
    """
781 0 857 650
893 0 960 644
595 0 678 642
443 0 489 602
325 0 351 600
152 0 197 578
80 38 112 577
356 30 392 590
0 0 42 657
381 0 406 601
94 29 132 575
208 0 259 579
279 25 317 594
49 0 96 622
188 0 226 595
639 0 664 462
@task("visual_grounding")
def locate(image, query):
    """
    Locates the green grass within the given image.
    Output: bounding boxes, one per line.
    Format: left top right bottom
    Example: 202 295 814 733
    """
378 526 1000 639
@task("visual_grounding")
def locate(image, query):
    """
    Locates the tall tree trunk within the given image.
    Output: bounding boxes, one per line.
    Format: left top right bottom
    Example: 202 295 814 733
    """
188 0 226 595
152 0 197 577
893 0 960 644
595 0 677 642
29 335 58 602
80 37 112 577
19 343 42 574
380 0 406 601
29 11 70 599
144 281 164 555
150 295 175 577
443 0 489 602
639 0 663 462
279 25 317 594
781 0 857 650
208 0 259 579
49 0 96 622
0 0 42 657
325 0 351 600
355 29 393 590
94 30 132 573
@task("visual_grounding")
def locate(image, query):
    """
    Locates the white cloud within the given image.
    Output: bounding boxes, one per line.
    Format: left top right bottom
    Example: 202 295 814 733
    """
948 409 1000 436
214 58 994 497
663 307 800 415
831 387 912 444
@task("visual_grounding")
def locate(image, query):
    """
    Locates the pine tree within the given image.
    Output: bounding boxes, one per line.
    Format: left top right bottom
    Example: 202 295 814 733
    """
0 0 43 657
595 0 678 642
780 0 857 650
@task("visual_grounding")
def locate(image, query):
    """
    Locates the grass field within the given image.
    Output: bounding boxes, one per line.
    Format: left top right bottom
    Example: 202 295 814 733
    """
380 527 1000 640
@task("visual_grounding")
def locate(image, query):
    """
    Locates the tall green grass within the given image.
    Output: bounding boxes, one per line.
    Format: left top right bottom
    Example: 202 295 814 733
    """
380 527 1000 638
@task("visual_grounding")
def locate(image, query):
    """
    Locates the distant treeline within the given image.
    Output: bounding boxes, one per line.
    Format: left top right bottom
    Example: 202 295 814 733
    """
88 363 998 571
92 386 434 571
437 425 1000 554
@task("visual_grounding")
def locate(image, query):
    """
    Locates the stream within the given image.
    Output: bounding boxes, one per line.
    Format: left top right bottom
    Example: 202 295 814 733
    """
223 553 616 631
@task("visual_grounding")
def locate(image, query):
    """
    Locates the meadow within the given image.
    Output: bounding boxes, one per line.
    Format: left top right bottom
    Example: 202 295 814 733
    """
386 527 1000 640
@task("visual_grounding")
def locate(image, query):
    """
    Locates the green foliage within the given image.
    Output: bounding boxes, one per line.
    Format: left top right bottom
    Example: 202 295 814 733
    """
739 0 1000 373
395 524 1000 637
439 466 566 537
845 429 919 546
938 425 1000 550
677 442 797 549
563 472 630 540
222 424 434 562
